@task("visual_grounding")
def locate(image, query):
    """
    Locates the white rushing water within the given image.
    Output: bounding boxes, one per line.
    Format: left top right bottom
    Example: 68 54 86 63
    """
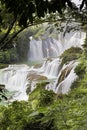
0 65 29 101
0 30 86 101
45 61 78 93
28 31 86 61
38 58 61 78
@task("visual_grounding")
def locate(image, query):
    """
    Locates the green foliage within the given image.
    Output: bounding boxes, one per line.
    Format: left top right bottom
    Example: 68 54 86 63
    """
29 82 55 108
0 100 56 130
0 48 18 63
1 75 87 130
74 34 87 79
82 36 87 58
0 0 74 26
0 0 71 28
61 47 82 65
0 101 32 130
75 60 87 78
39 89 55 107
1 84 87 130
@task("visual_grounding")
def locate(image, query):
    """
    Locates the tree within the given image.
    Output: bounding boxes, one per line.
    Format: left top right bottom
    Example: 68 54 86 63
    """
0 0 86 50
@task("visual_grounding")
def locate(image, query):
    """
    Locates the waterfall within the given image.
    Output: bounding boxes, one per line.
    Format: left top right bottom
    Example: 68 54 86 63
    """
28 37 64 61
0 29 86 102
28 31 86 61
28 39 43 61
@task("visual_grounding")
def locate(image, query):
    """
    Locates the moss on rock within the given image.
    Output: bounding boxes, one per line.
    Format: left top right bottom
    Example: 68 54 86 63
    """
61 47 82 65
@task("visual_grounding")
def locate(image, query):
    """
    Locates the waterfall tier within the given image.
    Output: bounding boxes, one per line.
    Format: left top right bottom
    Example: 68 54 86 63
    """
0 65 29 101
28 31 86 61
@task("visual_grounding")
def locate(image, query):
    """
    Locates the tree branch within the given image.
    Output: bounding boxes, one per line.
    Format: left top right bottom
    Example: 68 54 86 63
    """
0 19 16 45
0 13 82 50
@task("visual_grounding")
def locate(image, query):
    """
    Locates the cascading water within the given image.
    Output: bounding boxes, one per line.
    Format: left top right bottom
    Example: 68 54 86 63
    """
28 39 43 61
64 31 86 50
28 31 86 61
38 58 62 78
0 28 86 102
0 65 29 101
46 61 78 94
56 62 78 94
28 37 63 61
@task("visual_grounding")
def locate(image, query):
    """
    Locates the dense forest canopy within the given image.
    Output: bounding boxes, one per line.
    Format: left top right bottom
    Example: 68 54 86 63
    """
0 0 87 50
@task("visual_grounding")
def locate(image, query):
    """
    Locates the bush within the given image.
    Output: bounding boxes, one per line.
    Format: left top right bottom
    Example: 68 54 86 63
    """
29 82 55 109
75 61 87 78
39 89 55 107
0 48 18 64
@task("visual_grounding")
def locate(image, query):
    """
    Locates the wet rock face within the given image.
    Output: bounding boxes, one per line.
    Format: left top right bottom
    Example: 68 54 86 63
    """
16 29 34 62
57 65 73 85
34 64 42 68
27 72 47 81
